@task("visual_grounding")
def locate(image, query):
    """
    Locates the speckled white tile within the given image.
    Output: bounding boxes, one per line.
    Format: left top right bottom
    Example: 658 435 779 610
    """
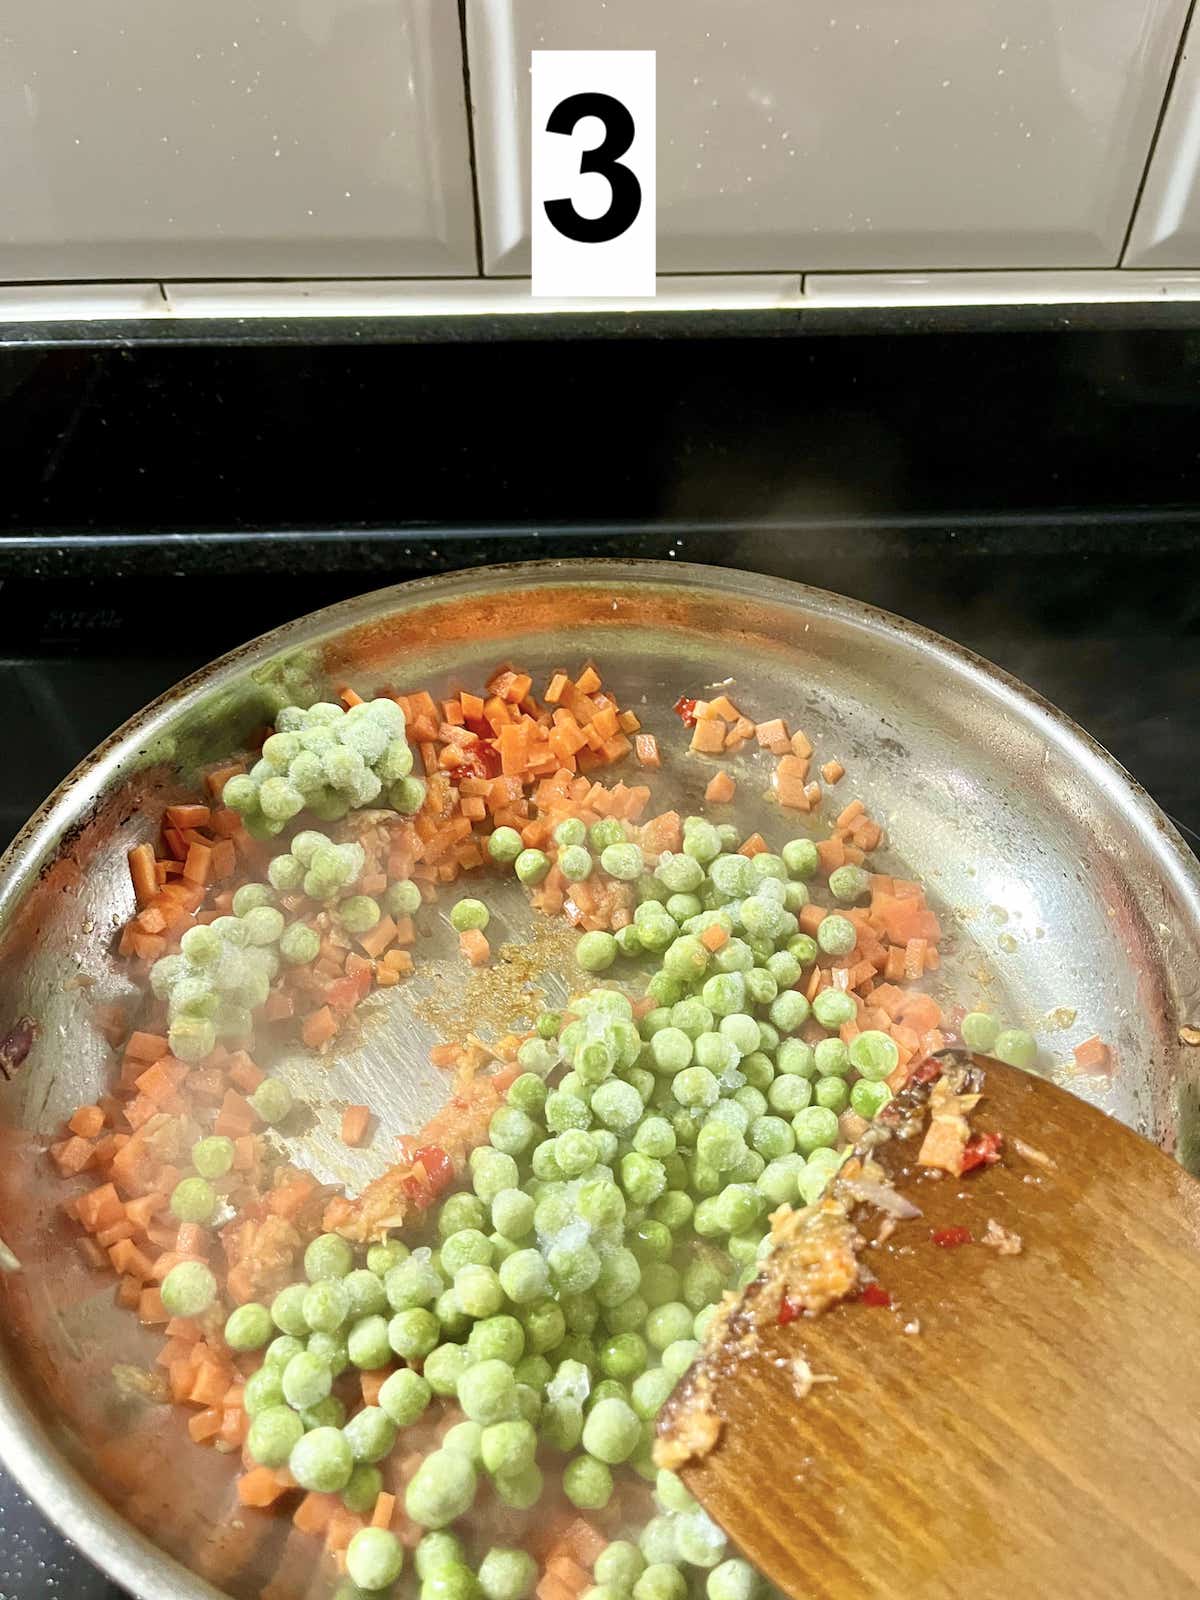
468 0 1191 274
1126 14 1200 266
0 0 475 279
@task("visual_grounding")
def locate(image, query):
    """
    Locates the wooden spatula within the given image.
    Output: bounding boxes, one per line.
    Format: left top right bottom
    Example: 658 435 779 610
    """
656 1052 1200 1600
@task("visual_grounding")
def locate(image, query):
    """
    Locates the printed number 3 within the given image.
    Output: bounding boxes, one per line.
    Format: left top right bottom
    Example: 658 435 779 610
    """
544 92 642 244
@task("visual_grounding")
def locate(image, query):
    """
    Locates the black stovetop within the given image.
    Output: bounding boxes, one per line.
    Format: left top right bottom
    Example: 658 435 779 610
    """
1 323 1198 1598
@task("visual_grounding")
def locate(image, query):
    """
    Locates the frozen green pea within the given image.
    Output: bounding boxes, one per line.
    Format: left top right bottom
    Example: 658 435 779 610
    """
552 817 586 848
492 1187 536 1241
423 1343 471 1399
168 1014 216 1063
563 1454 613 1510
379 1367 432 1427
232 883 275 916
663 935 710 983
787 934 818 969
458 1359 517 1426
250 1077 293 1125
592 1079 643 1131
781 838 819 879
480 1418 538 1480
581 1396 640 1464
342 1269 387 1321
497 1249 549 1305
961 1011 1000 1053
812 988 857 1029
282 1350 333 1410
161 1260 217 1318
828 864 870 903
513 848 549 886
189 1133 234 1180
347 1313 393 1371
389 1308 441 1360
439 1193 487 1238
589 818 625 852
390 775 426 813
994 1028 1038 1070
341 1463 384 1517
247 1404 305 1469
345 1526 404 1592
223 1301 272 1352
769 990 810 1033
674 1066 720 1109
278 921 320 966
700 972 745 1018
576 931 617 972
814 1075 850 1113
344 1406 398 1466
629 1366 675 1422
768 1073 813 1115
792 1105 841 1155
848 1029 900 1081
816 914 857 957
170 1176 216 1225
289 1426 354 1494
814 1036 850 1077
558 845 593 884
384 880 422 919
487 826 523 865
337 895 381 935
601 842 644 881
748 1114 795 1160
595 1542 646 1591
265 1333 307 1379
451 896 489 934
305 1232 354 1282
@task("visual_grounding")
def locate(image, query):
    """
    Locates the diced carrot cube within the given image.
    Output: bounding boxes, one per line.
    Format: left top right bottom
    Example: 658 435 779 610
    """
575 666 602 694
77 1183 124 1233
138 1287 167 1325
689 720 726 755
459 929 490 966
68 1105 105 1139
706 694 742 721
798 904 828 935
1073 1036 1112 1073
371 1491 397 1530
755 718 791 753
51 1136 94 1177
357 915 397 960
821 760 845 785
700 923 729 952
300 1007 337 1050
293 1493 338 1535
738 833 767 858
188 1407 223 1444
341 1106 371 1147
182 843 212 886
790 730 814 759
704 770 736 804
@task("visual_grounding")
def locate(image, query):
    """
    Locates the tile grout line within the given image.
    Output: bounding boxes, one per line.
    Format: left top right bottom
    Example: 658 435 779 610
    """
1119 0 1198 266
457 0 486 278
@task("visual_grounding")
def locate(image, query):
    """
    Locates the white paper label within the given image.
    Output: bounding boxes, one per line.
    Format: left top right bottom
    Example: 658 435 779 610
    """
531 50 656 298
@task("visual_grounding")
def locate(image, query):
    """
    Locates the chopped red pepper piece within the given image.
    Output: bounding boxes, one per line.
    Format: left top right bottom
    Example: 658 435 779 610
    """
672 695 698 728
861 1284 891 1308
931 1225 974 1248
414 1145 454 1196
449 739 502 783
961 1131 1003 1173
912 1058 943 1085
777 1294 801 1325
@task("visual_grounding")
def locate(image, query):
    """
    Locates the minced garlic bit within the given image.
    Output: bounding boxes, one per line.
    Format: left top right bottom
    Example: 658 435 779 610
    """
903 1319 921 1336
1011 1136 1056 1171
983 1217 1023 1255
791 1356 838 1400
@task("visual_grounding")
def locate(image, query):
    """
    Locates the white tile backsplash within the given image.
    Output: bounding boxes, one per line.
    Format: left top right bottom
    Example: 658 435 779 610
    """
0 0 476 280
468 0 1191 275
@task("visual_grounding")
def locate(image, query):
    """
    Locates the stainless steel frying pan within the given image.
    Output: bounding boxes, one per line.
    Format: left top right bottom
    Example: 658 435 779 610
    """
0 560 1196 1599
